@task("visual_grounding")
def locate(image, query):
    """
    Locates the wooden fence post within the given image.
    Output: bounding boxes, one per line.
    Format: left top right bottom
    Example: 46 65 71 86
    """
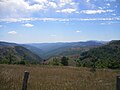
22 71 29 90
116 76 120 90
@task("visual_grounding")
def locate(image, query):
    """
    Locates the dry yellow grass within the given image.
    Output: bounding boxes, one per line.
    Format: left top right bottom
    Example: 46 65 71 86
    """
0 64 120 90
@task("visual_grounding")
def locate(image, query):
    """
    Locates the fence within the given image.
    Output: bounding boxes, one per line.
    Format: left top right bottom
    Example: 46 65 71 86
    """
116 76 120 90
22 71 29 90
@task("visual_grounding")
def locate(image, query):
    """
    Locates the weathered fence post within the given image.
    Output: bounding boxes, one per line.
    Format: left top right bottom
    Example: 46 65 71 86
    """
22 71 29 90
116 76 120 90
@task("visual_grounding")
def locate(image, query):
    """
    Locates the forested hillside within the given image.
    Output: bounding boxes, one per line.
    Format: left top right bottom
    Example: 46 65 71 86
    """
78 40 120 69
0 42 42 64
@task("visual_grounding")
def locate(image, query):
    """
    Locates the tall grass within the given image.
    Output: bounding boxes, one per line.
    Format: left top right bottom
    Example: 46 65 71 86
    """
0 64 120 90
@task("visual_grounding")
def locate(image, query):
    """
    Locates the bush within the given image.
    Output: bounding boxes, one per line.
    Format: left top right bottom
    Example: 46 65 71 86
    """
61 56 69 66
17 60 26 65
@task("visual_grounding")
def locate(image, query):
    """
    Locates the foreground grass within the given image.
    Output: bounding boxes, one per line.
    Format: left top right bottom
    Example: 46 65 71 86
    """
0 65 120 90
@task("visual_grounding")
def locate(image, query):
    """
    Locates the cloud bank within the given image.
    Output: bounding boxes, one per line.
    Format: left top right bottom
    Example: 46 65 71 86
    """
0 0 118 19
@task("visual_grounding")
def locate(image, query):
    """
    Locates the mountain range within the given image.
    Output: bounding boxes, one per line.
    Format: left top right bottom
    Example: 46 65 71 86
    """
0 40 108 64
22 41 106 59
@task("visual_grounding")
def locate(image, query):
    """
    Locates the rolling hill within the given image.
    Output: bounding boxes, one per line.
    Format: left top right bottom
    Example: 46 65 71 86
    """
24 41 105 59
21 44 45 58
0 40 107 64
0 42 42 64
79 40 120 69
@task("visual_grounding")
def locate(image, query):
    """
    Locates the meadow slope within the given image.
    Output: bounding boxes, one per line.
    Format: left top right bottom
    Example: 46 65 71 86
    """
0 65 120 90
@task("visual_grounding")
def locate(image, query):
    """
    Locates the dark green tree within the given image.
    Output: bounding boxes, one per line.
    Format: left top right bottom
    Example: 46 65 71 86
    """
8 50 14 64
90 56 98 72
19 60 25 65
52 58 59 65
75 57 84 67
8 54 12 64
19 54 26 65
61 56 69 66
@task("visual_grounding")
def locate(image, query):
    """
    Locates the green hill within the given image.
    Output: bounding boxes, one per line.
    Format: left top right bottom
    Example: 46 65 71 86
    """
79 40 120 69
0 42 42 64
21 44 45 58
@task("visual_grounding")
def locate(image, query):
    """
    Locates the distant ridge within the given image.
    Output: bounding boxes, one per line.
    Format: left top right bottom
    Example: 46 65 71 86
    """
23 40 106 59
0 41 18 47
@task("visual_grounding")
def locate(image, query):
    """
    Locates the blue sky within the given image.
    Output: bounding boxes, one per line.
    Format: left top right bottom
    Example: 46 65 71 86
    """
0 0 120 43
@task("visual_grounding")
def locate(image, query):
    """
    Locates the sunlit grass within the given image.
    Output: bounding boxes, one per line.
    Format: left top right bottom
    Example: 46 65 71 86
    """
0 64 120 90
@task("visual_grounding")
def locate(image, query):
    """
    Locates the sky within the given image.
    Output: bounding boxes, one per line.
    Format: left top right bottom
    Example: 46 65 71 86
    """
0 0 120 43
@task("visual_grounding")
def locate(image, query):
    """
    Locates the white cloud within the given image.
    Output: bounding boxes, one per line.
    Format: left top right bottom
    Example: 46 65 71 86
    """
48 2 57 8
76 30 81 33
0 17 120 23
0 0 47 18
28 4 46 11
34 0 48 3
80 10 114 14
34 0 57 8
86 0 90 2
23 23 34 27
60 0 72 3
98 7 103 9
112 13 116 16
59 0 77 8
0 0 79 18
106 3 110 6
8 31 17 35
100 21 120 25
56 8 76 13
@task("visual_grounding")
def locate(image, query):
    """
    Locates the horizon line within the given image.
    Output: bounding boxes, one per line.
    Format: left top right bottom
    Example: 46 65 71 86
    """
0 40 116 44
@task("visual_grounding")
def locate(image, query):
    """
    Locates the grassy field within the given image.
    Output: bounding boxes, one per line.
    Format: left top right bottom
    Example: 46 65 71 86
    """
0 65 120 90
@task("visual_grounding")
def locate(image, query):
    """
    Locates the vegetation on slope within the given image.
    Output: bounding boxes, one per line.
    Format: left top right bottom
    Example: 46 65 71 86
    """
77 40 120 69
0 46 42 64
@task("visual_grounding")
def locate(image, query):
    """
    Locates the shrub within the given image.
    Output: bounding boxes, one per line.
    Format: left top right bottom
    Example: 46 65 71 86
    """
61 56 69 66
